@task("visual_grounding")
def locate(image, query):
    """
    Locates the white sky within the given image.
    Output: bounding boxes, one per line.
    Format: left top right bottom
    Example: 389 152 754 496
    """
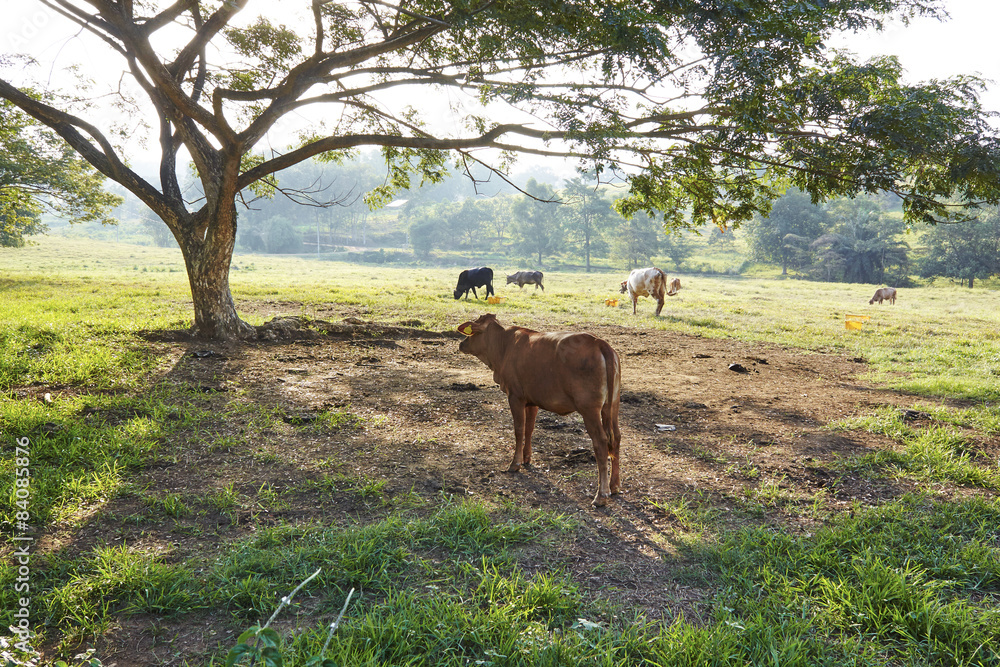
4 0 1000 173
831 0 1000 113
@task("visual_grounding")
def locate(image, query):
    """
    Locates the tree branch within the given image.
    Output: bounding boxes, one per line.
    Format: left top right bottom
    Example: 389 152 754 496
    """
139 0 197 35
237 124 518 189
39 0 127 55
0 78 182 224
167 0 249 79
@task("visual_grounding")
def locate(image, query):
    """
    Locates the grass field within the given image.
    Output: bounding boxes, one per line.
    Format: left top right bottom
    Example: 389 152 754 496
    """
2 236 999 666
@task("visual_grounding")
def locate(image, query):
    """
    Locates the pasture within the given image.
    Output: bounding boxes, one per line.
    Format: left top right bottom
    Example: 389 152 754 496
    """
1 236 999 666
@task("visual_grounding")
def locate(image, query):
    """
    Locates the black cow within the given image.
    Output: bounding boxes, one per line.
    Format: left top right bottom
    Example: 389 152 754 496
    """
454 267 495 300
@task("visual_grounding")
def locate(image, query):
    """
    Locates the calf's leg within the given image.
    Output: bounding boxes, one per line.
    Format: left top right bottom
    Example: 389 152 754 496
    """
506 396 528 472
523 405 538 466
581 410 612 506
607 409 621 495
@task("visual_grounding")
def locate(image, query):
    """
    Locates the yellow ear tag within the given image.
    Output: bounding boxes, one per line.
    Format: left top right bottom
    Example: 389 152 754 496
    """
459 324 474 336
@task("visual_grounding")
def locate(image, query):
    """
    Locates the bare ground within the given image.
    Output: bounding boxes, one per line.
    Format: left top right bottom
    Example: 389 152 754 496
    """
26 306 994 665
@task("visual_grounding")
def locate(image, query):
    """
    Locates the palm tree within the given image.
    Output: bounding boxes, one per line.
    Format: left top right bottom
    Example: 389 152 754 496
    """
811 200 910 284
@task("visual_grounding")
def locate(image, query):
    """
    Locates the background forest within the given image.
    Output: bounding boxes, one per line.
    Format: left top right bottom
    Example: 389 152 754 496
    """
26 152 1000 288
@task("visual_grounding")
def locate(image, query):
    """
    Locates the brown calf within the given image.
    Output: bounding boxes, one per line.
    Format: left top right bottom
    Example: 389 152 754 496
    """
457 314 622 506
869 287 897 305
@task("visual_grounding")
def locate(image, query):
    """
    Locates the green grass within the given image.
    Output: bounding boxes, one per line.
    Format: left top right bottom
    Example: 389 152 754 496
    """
2 236 1000 665
15 502 573 647
830 406 1000 491
710 494 1000 666
229 496 1000 667
0 394 166 527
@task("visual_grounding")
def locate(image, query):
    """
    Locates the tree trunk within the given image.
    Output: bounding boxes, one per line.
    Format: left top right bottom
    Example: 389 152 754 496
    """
177 212 256 340
969 276 975 288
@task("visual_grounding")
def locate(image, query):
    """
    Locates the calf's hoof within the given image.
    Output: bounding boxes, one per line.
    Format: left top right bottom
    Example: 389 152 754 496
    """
591 494 609 507
506 463 522 473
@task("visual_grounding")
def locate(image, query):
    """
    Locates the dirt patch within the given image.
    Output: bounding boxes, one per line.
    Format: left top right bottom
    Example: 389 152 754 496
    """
45 313 962 664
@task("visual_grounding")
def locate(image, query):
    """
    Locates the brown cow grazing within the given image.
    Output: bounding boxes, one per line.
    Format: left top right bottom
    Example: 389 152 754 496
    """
869 287 897 305
457 313 622 506
619 267 678 316
667 277 681 296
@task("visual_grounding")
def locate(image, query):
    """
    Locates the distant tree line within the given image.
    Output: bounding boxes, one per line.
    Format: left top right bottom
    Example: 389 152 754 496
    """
403 176 671 270
745 188 1000 287
228 156 679 271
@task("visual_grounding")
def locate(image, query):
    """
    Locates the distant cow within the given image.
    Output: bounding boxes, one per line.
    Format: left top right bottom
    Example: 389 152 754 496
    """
869 287 897 305
506 270 544 291
619 267 678 316
457 313 622 506
454 267 495 300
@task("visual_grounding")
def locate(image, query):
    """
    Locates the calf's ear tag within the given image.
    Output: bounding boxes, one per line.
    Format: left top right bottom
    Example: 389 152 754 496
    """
458 324 474 336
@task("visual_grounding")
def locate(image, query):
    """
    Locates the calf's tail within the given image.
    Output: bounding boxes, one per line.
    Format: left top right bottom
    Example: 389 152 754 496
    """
653 267 668 299
599 341 621 459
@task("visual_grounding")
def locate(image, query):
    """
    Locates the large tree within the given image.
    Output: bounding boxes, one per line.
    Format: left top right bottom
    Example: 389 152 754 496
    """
512 178 562 265
2 1 999 338
611 211 661 270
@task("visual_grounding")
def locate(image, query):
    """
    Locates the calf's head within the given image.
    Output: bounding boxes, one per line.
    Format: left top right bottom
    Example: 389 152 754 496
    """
457 313 499 358
506 274 516 284
619 280 629 294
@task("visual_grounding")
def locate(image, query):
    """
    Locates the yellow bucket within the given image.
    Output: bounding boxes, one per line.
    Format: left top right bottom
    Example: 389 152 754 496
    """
605 298 618 307
845 314 870 330
487 296 503 305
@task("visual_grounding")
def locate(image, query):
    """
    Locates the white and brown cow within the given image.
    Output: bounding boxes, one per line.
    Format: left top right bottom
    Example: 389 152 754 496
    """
457 313 622 506
869 287 897 305
619 267 678 316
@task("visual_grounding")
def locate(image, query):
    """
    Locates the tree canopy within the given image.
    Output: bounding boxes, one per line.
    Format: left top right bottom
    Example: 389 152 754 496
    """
3 0 1000 338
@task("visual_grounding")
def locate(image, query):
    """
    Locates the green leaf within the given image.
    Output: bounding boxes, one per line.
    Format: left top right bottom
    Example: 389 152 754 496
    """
236 626 262 644
257 627 281 648
260 645 284 667
225 642 258 667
